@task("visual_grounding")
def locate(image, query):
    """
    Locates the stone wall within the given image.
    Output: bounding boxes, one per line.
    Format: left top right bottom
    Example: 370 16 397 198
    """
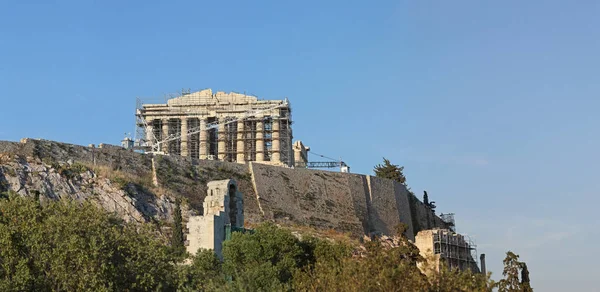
366 176 414 240
249 161 444 239
186 179 243 259
250 162 367 236
415 229 479 273
409 193 450 234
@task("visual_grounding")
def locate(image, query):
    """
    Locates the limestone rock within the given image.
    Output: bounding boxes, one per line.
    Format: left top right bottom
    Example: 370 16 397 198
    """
0 155 174 224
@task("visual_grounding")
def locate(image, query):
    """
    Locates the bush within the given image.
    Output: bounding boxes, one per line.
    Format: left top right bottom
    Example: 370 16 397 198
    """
222 223 305 291
0 198 498 291
0 197 177 291
178 249 227 291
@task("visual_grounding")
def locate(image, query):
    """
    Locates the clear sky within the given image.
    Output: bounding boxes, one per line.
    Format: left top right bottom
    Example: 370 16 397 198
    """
1 1 598 290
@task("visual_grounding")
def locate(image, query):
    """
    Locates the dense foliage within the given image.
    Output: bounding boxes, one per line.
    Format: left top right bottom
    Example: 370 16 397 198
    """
373 158 408 185
0 195 176 291
497 251 533 292
171 198 185 257
0 195 524 291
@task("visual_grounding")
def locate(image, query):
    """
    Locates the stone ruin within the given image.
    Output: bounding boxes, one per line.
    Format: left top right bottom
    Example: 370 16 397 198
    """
186 179 244 259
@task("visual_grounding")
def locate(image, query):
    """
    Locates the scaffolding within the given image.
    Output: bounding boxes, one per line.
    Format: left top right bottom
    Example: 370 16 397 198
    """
264 118 273 161
188 118 200 159
243 120 257 162
278 107 293 166
432 230 478 272
134 89 294 166
223 119 237 162
440 213 456 232
168 118 182 155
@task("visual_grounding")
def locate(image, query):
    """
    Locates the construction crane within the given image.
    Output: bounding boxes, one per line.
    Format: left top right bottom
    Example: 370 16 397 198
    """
134 99 289 154
297 152 350 173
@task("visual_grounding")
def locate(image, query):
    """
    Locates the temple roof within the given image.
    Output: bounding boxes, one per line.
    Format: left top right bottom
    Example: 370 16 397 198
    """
167 89 261 106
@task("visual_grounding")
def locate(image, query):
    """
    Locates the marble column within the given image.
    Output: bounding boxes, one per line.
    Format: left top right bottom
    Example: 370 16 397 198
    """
145 121 154 144
180 118 188 156
218 122 226 160
161 119 169 153
271 119 280 163
199 119 208 159
236 121 245 163
255 120 264 161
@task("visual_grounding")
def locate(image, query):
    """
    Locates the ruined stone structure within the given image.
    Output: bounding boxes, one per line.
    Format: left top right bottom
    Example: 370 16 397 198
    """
415 229 479 273
186 179 244 258
292 141 310 167
136 89 305 167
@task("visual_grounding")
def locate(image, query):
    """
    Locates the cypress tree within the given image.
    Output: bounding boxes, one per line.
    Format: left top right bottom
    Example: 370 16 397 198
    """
172 198 185 256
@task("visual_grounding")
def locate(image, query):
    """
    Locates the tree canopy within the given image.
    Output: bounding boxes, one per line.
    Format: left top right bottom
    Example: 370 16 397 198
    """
498 251 533 292
0 194 176 291
171 198 185 258
0 194 523 291
374 158 408 185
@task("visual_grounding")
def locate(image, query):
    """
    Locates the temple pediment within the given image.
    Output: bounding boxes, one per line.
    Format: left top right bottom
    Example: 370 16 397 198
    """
167 89 259 106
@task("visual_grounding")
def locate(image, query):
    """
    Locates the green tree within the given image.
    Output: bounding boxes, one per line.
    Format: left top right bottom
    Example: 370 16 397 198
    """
293 223 429 292
0 196 177 291
425 257 494 292
521 263 533 292
0 195 522 292
178 249 227 291
498 251 533 292
374 158 407 185
171 198 185 257
222 223 305 291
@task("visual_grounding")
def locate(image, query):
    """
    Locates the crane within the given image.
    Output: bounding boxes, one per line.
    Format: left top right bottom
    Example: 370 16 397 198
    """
135 99 289 154
297 152 350 173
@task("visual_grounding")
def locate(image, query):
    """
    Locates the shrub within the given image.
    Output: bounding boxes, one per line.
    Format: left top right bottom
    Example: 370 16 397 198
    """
0 197 177 291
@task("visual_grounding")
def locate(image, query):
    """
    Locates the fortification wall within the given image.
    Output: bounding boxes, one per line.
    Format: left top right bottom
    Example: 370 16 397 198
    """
409 193 449 234
249 162 435 239
394 181 416 240
250 162 367 236
367 176 397 236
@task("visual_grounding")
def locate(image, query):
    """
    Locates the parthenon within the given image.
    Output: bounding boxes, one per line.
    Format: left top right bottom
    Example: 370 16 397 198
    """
136 89 306 167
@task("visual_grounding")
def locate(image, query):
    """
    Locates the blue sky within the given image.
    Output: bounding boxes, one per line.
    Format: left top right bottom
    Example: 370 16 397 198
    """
1 1 598 290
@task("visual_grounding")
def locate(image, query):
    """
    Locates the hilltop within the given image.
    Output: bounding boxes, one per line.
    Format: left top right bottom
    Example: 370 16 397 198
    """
0 138 449 239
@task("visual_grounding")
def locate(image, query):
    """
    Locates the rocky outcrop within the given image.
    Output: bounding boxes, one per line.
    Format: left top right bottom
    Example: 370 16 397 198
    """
0 151 173 223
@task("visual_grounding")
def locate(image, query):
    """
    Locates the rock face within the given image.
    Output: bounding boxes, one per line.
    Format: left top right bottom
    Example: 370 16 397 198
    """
0 149 173 223
0 139 449 238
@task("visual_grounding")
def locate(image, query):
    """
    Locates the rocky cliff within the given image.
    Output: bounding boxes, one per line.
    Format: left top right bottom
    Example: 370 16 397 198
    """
0 139 448 238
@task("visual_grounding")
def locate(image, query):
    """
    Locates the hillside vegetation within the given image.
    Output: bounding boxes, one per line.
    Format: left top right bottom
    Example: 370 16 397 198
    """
0 195 498 291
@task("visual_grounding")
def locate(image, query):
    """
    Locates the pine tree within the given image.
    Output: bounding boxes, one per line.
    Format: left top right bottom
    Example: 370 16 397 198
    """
373 158 407 185
171 198 185 257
